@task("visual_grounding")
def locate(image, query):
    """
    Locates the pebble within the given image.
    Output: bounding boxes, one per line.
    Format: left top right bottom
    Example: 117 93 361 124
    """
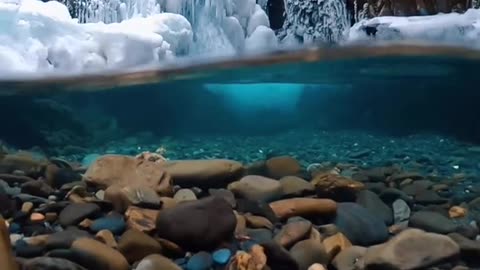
21 202 34 214
186 251 213 270
174 188 198 203
212 248 231 265
30 213 46 223
90 215 126 235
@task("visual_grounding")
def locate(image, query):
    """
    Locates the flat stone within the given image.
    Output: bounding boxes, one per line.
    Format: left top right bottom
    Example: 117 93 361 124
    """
58 203 101 227
409 211 458 234
158 159 244 188
228 175 283 203
269 198 337 220
363 229 460 270
84 155 173 196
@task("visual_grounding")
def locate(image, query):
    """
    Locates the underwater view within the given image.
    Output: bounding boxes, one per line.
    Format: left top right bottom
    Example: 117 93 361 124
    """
2 0 480 269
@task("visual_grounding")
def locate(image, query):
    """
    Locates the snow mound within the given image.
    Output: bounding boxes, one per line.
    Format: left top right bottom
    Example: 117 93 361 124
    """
245 25 278 52
347 9 480 48
0 0 192 77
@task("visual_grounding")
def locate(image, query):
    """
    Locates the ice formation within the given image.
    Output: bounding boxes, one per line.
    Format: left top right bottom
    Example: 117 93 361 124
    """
0 0 277 76
347 9 480 48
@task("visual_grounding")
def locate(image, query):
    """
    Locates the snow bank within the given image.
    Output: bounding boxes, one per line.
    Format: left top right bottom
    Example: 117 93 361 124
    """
347 9 480 48
0 0 192 77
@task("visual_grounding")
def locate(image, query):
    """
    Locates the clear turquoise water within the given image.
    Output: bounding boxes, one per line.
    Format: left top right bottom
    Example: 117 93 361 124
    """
1 44 480 173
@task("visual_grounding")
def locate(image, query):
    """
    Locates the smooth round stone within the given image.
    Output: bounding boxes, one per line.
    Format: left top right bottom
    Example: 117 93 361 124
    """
90 216 126 235
212 248 231 265
186 251 213 270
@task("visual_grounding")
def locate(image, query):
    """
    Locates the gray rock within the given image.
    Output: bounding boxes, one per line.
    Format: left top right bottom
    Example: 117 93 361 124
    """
0 179 20 195
155 196 236 251
58 203 101 227
409 211 457 234
363 229 459 270
379 188 413 205
356 190 393 225
393 199 411 223
208 188 236 208
448 232 480 264
333 203 389 246
21 256 87 270
46 227 93 250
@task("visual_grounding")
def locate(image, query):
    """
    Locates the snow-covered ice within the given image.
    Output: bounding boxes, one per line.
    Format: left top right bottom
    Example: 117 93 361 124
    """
347 9 480 48
0 0 193 76
0 0 277 77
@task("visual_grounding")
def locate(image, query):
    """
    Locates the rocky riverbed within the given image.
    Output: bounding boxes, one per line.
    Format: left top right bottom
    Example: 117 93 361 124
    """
2 131 480 270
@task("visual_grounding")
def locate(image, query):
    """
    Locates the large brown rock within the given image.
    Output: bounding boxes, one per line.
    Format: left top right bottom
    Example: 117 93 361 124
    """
228 175 283 202
269 198 337 220
265 156 302 179
362 229 460 270
155 196 236 251
84 155 173 196
118 229 163 263
158 159 244 188
71 238 129 270
0 217 18 270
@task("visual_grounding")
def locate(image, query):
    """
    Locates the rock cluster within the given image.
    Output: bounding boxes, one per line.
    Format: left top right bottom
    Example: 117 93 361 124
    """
1 150 479 270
